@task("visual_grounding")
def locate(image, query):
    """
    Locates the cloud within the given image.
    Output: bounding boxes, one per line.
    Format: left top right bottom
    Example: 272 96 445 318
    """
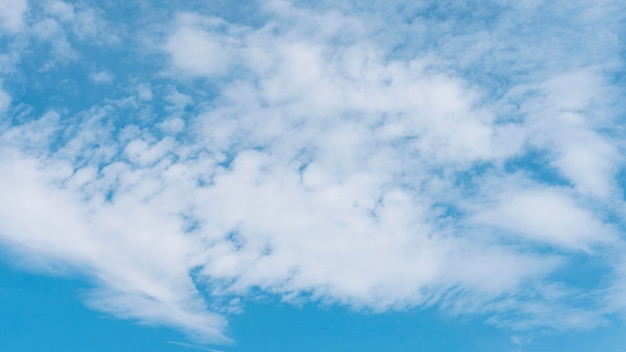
45 0 75 22
511 70 623 199
0 142 230 342
0 0 28 33
27 1 119 68
0 0 625 344
164 14 239 77
44 0 117 44
471 187 615 250
31 18 79 62
136 83 153 101
89 70 114 84
0 86 10 114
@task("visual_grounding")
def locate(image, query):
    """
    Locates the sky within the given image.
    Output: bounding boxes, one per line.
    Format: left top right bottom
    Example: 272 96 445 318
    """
0 0 625 351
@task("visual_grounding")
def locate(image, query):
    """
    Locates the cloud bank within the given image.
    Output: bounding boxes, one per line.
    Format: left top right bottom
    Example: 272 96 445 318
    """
0 0 625 343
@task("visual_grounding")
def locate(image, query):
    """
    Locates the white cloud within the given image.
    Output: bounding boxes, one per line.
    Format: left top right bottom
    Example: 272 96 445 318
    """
158 118 185 134
164 15 239 77
0 0 28 33
68 2 117 44
40 0 118 46
165 88 192 111
471 187 615 250
137 83 153 101
513 70 622 199
32 18 79 61
89 70 114 84
45 0 75 22
0 145 229 342
0 86 10 114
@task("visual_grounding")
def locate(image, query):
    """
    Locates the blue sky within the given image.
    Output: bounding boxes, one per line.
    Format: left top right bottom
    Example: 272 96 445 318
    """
0 0 625 351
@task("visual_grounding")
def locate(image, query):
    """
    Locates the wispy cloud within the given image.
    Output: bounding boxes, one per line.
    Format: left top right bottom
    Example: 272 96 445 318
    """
168 341 225 352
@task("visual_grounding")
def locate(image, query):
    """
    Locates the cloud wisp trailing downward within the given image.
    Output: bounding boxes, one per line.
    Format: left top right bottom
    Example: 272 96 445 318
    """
0 0 625 343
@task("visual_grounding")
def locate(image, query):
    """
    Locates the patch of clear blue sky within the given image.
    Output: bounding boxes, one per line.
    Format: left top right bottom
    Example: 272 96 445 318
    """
2 258 626 352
